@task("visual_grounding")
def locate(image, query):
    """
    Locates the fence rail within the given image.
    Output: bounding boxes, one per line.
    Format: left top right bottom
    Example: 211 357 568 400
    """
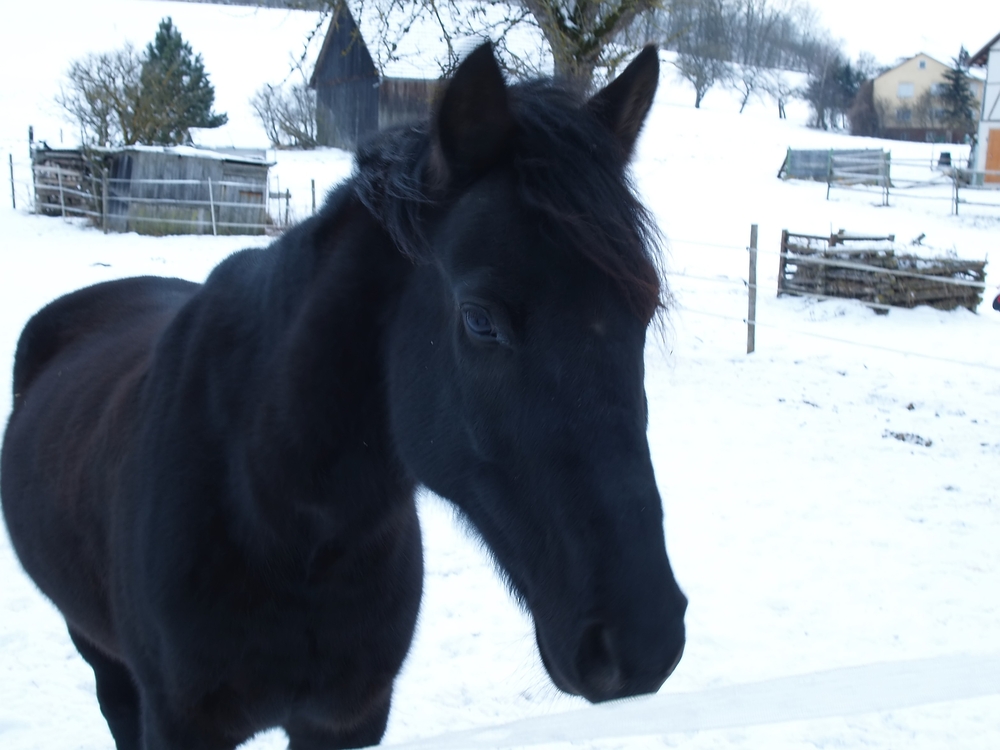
30 164 289 235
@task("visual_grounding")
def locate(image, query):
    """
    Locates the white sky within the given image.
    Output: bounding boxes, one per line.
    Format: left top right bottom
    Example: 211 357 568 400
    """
812 0 999 68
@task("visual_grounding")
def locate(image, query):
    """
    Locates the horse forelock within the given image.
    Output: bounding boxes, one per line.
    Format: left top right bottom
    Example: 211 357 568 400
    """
353 79 667 323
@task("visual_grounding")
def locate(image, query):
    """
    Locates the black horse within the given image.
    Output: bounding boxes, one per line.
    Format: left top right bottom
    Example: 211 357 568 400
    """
1 44 686 750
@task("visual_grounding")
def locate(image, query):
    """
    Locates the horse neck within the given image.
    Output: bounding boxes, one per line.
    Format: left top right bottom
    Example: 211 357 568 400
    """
236 187 415 541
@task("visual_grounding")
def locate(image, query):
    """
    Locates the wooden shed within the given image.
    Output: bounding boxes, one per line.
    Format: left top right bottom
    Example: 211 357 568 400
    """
32 145 273 235
308 4 439 151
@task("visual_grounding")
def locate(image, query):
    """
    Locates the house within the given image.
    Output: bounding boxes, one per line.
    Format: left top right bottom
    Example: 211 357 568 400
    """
872 53 984 143
970 32 1000 183
309 3 546 151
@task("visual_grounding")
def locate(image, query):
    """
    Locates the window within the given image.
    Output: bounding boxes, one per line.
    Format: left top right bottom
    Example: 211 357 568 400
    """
897 82 915 98
896 108 912 122
930 82 948 96
919 60 927 69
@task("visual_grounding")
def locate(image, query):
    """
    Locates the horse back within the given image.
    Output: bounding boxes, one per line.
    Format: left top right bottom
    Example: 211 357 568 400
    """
11 276 197 403
2 276 198 647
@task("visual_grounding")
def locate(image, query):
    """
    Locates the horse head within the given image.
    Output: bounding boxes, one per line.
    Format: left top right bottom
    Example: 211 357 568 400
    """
381 43 686 703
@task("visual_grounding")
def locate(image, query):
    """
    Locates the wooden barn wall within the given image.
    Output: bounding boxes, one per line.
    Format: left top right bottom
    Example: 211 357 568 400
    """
378 78 439 131
107 152 268 235
313 6 378 150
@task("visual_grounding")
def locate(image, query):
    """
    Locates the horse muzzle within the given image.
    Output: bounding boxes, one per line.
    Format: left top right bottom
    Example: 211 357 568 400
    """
536 596 687 703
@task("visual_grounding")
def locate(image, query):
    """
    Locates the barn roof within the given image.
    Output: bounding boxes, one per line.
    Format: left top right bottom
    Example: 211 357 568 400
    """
33 144 274 168
311 1 548 82
121 145 273 167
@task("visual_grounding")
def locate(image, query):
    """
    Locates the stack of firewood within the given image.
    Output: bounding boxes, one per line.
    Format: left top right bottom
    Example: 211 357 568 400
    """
779 232 986 312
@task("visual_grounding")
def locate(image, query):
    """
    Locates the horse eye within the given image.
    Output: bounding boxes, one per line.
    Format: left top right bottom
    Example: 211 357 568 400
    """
462 305 498 341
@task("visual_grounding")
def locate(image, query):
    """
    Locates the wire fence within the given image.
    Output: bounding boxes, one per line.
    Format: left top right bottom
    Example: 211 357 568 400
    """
7 150 998 371
665 231 998 372
824 153 1000 216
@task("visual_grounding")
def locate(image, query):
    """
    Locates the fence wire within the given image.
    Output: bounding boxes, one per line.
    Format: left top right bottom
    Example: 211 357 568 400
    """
665 232 996 371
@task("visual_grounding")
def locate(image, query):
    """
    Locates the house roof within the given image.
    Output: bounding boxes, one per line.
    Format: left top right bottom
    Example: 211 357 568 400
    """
875 52 950 80
970 31 1000 67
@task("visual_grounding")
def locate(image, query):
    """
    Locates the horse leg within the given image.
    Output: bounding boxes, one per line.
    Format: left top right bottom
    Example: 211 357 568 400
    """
284 692 391 750
68 627 142 750
138 697 237 750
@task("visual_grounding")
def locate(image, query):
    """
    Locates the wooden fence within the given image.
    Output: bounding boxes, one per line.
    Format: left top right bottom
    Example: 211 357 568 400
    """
826 151 890 205
32 164 288 235
778 230 987 312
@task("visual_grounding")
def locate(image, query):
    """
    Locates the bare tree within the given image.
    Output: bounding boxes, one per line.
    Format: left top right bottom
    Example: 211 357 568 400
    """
56 19 227 147
727 0 783 112
56 45 156 146
305 0 662 94
847 79 881 136
519 0 660 91
669 0 733 108
251 81 319 148
912 89 944 129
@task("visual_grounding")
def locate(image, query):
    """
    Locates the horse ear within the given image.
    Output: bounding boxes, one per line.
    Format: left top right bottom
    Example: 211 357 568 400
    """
587 45 659 160
431 42 512 184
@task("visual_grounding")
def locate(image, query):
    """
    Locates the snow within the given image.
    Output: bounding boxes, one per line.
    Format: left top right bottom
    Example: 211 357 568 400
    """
2 5 1000 750
0 0 327 153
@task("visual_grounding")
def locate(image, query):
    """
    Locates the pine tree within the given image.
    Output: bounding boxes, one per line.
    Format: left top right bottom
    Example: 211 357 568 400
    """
939 49 977 138
139 18 227 145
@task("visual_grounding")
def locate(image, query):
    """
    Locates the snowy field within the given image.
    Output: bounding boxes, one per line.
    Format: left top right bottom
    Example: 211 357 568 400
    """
3 2 1000 749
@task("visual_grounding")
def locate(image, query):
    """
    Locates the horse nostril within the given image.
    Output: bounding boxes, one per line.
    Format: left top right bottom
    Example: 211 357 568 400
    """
575 622 623 701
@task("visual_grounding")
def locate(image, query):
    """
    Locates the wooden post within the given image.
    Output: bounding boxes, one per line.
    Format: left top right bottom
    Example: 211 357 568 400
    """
883 151 890 206
207 176 218 236
8 154 15 209
56 167 66 218
826 150 832 200
102 174 109 233
747 224 758 355
311 179 316 214
952 169 959 215
777 229 788 297
284 189 290 226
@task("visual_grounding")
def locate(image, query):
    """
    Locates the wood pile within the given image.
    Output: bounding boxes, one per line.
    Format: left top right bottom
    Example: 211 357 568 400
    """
779 231 986 312
32 149 100 218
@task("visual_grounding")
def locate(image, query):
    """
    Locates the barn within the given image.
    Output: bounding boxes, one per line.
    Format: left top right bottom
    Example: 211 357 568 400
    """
32 144 273 235
308 3 548 151
308 4 441 151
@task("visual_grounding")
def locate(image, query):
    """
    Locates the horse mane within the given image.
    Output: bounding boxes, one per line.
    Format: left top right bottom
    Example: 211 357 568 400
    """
353 79 667 322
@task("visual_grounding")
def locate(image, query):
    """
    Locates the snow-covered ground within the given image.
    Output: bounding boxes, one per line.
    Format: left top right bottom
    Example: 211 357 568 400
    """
2 3 1000 749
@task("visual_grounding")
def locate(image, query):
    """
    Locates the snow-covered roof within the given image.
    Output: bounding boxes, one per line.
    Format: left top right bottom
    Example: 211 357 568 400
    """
119 144 273 166
33 143 274 167
315 1 549 80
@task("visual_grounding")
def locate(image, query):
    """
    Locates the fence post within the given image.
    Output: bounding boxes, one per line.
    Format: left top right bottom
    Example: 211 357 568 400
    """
285 189 290 226
8 154 14 210
747 224 758 355
777 229 788 297
952 169 959 216
102 174 109 233
883 151 890 206
207 176 218 236
311 179 316 214
56 167 66 218
826 150 832 200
